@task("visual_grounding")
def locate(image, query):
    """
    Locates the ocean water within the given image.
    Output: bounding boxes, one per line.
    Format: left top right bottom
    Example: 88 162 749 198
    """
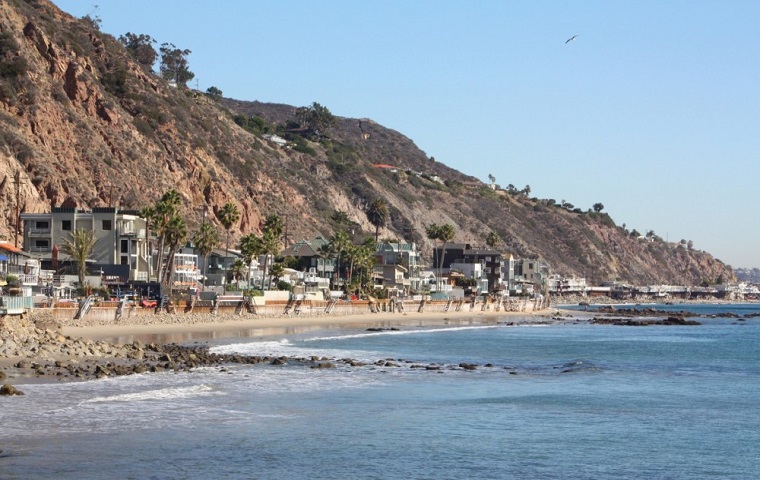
2 304 759 479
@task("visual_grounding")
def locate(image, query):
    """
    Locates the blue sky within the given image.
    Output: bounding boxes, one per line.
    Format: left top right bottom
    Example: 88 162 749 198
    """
52 1 760 269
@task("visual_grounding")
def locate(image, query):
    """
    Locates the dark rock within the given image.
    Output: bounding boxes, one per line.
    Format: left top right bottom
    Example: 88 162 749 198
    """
0 383 24 396
312 362 335 369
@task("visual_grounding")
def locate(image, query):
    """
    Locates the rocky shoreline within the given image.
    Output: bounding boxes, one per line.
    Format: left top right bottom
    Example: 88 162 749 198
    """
0 310 554 391
2 304 755 394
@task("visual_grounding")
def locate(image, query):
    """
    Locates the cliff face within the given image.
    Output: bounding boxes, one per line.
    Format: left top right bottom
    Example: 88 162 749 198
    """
0 0 734 286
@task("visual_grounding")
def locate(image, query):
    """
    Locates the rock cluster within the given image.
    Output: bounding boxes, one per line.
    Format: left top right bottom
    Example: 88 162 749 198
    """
0 312 133 361
1 311 509 385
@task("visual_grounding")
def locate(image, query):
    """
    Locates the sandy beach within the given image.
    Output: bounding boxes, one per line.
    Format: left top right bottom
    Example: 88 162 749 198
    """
61 307 563 345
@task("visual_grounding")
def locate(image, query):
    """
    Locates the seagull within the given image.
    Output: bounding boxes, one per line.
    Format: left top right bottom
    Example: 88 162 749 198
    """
565 35 578 44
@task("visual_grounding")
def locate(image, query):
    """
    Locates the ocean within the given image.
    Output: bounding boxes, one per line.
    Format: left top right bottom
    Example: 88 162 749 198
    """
2 303 759 479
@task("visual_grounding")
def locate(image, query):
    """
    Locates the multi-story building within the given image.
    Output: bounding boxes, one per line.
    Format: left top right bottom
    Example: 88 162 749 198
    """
434 243 503 293
374 241 422 293
20 207 150 284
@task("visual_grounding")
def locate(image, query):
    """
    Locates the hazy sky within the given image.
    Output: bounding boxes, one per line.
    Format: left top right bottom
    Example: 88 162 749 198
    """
52 1 760 268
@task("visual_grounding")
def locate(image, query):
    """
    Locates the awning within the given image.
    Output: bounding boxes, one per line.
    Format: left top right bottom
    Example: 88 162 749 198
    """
0 254 8 261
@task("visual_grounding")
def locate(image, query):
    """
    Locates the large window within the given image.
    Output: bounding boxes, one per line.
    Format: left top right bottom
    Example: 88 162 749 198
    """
35 221 50 230
34 239 50 250
102 220 112 231
62 220 71 231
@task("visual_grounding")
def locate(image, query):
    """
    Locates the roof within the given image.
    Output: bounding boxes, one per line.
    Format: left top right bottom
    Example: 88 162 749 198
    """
0 242 22 254
281 236 330 257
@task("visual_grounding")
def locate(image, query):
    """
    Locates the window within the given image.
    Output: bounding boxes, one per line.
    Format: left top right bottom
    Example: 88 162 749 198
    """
102 220 112 231
62 220 71 231
120 256 129 265
121 239 129 253
36 221 50 230
34 239 50 249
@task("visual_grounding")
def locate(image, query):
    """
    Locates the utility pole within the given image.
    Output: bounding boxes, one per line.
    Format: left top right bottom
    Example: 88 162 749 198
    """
13 171 21 248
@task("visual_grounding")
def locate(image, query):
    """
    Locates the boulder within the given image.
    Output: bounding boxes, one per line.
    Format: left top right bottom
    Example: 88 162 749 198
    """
0 383 24 396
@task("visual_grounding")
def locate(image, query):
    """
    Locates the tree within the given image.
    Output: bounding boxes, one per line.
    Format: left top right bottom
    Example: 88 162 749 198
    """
329 230 351 287
295 102 337 138
365 198 389 243
118 32 157 67
239 233 263 288
317 242 336 280
230 259 246 289
488 174 496 184
206 86 223 99
216 202 240 284
437 224 455 290
159 43 194 86
60 229 95 287
259 214 284 290
485 231 500 249
162 215 188 290
141 189 181 284
522 185 531 196
426 223 455 291
269 263 285 289
593 202 605 213
193 222 219 287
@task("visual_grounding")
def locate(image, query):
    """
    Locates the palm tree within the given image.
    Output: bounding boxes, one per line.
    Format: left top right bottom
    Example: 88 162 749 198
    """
257 214 284 289
485 231 500 249
260 230 281 290
239 233 263 288
60 229 95 288
353 244 376 292
216 202 240 284
142 189 181 283
268 263 286 289
317 242 335 280
328 230 352 288
193 222 219 287
426 223 455 292
262 214 284 239
425 224 441 290
365 198 389 243
437 224 455 285
162 215 187 291
230 259 246 289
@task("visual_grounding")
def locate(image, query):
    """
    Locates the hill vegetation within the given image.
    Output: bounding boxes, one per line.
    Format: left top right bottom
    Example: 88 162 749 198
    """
0 0 734 286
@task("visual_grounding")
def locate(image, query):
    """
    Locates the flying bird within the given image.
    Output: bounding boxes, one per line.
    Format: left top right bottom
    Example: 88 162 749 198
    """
565 35 578 44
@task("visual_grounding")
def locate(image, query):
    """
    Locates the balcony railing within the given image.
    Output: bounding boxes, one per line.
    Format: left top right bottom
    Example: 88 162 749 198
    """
28 228 51 236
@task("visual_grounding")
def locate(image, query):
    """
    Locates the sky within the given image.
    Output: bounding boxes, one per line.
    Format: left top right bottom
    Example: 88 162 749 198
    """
51 1 760 268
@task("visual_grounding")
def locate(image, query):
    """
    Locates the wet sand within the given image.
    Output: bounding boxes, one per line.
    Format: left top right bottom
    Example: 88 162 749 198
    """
62 307 563 345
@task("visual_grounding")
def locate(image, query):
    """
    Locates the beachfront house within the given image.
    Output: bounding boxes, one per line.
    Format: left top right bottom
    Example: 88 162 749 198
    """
510 258 550 295
20 207 151 286
374 241 422 294
280 236 336 280
433 244 503 293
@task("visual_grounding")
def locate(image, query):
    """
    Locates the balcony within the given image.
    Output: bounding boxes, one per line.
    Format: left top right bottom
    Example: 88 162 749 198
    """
120 229 146 239
28 228 51 236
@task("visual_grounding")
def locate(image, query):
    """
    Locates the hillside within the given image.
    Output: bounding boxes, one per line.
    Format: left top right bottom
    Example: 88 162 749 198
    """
0 0 734 286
